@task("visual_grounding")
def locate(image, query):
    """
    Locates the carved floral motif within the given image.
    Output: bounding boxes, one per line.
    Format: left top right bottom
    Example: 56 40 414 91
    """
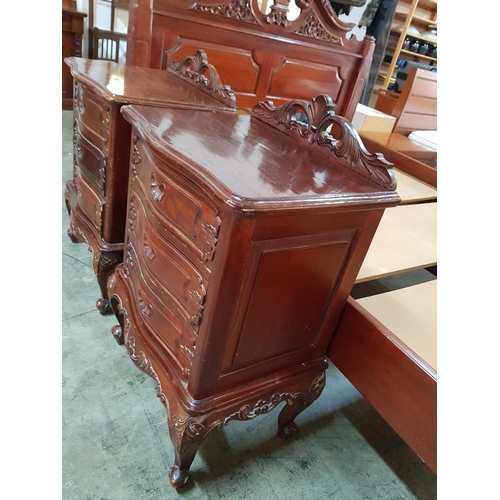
201 216 221 261
138 289 153 317
151 173 166 202
295 11 343 45
193 0 258 24
252 95 397 190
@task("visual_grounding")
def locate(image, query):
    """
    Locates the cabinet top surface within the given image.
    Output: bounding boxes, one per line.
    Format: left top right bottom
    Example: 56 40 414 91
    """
65 57 233 110
123 104 400 211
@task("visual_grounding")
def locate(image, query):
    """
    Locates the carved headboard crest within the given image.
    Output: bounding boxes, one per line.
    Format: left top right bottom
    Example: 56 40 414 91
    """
168 50 237 108
192 0 355 45
252 95 397 191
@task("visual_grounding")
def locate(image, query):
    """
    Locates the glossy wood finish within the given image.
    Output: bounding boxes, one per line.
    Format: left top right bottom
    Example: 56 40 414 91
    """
62 7 86 109
108 97 400 487
328 293 437 474
64 54 236 314
126 0 375 120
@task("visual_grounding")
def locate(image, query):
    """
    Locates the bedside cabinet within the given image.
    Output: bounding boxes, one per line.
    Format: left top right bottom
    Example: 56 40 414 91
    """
64 52 235 314
108 95 401 488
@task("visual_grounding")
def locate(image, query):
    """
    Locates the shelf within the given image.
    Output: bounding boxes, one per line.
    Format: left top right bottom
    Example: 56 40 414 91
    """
400 49 437 63
390 29 437 46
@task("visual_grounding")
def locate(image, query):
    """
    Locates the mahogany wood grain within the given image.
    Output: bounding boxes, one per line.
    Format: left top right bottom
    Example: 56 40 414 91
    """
108 97 400 487
126 0 375 120
328 295 437 475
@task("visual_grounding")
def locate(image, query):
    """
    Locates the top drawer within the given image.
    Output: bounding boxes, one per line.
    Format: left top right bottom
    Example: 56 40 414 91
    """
131 135 221 270
74 82 111 146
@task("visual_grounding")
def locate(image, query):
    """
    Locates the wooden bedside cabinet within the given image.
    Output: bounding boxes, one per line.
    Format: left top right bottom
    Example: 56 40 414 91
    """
64 52 235 314
107 95 401 488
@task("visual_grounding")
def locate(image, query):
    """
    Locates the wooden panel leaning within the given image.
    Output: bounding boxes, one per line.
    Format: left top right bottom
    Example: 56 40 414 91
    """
107 94 400 488
126 0 375 120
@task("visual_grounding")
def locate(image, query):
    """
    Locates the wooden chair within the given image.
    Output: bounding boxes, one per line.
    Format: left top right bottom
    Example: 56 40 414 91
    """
90 27 127 63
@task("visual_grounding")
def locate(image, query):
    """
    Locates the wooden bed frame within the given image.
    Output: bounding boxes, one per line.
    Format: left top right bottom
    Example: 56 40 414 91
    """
125 0 375 120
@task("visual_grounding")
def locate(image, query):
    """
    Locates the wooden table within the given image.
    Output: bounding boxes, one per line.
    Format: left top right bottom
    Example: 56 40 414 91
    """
394 168 437 205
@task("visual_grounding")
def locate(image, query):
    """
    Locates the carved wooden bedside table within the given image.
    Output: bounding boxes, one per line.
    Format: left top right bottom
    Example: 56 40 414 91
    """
107 95 401 488
64 51 235 314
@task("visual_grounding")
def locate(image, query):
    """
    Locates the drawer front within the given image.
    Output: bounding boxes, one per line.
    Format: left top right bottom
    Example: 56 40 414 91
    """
127 190 208 328
131 137 221 266
75 169 104 235
124 236 198 382
74 82 111 146
75 127 106 193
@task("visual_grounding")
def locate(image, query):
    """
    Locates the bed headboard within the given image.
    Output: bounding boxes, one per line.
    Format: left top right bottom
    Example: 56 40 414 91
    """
126 0 375 120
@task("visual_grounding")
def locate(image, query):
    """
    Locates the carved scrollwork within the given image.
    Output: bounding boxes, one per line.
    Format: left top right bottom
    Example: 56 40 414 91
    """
151 172 166 202
295 11 343 45
201 216 221 261
128 195 137 232
252 94 397 190
171 414 207 441
193 0 258 24
124 242 134 276
266 4 291 27
131 135 142 177
168 50 236 108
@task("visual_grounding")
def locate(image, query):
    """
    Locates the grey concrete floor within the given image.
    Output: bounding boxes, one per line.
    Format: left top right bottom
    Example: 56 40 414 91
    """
62 110 437 499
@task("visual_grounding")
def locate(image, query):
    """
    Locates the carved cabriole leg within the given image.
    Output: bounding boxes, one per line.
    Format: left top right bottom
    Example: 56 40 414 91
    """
95 250 122 315
277 369 327 439
107 270 329 488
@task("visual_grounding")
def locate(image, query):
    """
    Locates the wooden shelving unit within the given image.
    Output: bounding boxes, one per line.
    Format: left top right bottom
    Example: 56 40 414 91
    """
380 0 437 90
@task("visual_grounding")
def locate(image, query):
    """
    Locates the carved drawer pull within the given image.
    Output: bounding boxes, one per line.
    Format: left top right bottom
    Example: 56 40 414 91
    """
151 173 166 202
138 289 153 317
144 236 156 261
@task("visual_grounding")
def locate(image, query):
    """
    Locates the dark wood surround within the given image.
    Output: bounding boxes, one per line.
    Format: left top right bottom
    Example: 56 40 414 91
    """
108 96 400 488
126 0 375 120
64 53 236 314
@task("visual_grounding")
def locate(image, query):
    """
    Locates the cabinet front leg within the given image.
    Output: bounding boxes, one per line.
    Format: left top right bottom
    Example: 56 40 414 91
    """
95 251 122 315
168 412 209 489
277 369 327 439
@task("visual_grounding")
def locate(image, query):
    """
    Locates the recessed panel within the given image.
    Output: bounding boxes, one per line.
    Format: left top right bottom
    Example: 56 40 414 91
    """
268 59 342 102
230 233 354 370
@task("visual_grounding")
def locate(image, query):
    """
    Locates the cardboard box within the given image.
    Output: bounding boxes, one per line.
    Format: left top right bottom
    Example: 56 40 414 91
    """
352 103 396 136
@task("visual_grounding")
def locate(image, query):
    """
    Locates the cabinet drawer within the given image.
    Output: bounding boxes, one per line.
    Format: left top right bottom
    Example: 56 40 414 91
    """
75 169 104 234
74 82 111 145
124 238 198 382
131 137 221 268
75 127 106 193
127 190 208 327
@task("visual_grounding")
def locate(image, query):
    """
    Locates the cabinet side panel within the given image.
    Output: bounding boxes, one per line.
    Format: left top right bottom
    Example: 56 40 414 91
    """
228 231 355 371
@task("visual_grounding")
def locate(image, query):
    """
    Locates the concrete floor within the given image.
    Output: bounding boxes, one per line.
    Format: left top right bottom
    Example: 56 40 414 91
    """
62 110 437 499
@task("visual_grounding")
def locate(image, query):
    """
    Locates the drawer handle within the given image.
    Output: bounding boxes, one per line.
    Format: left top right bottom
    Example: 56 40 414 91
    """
151 173 166 202
144 236 156 261
138 289 153 317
